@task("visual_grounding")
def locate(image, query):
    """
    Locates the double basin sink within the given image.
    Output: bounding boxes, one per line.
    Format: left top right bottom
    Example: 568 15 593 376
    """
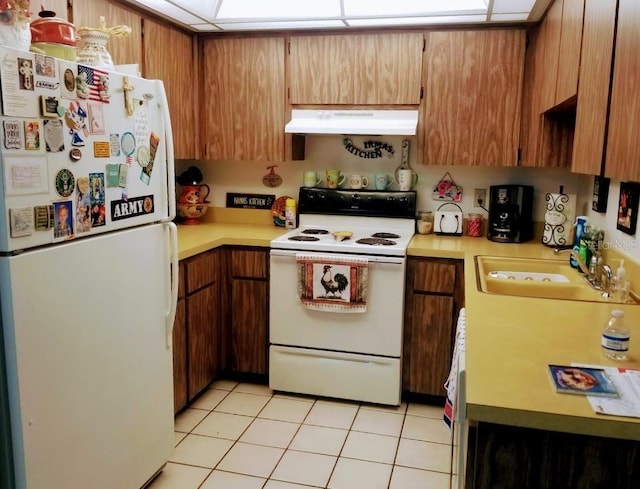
475 255 638 304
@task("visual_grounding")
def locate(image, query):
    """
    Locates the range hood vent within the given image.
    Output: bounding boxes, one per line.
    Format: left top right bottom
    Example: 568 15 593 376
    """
285 109 419 136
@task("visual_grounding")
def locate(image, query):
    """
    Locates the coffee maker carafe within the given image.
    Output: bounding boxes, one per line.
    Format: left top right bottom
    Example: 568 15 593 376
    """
488 185 534 243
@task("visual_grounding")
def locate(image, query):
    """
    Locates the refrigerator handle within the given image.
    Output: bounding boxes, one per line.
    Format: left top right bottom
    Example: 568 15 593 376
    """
165 221 179 349
158 80 176 222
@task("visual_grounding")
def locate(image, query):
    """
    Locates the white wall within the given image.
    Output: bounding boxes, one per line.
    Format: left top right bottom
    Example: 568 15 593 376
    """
178 135 591 223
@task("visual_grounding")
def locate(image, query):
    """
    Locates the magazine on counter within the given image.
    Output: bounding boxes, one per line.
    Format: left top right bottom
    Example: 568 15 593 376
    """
548 365 619 398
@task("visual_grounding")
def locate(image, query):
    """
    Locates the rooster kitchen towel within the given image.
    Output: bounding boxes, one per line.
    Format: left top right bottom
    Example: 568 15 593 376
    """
296 253 368 313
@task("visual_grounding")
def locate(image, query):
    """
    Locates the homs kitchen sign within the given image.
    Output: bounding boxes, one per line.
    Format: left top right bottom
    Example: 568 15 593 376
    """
343 138 395 159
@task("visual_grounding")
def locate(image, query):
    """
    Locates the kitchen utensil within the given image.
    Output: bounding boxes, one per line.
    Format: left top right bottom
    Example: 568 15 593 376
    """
30 7 77 46
416 210 433 234
397 169 418 191
30 41 77 61
434 203 463 236
303 171 322 188
332 231 353 241
349 174 369 189
263 165 282 187
542 185 576 248
487 185 534 243
374 173 393 190
326 169 345 189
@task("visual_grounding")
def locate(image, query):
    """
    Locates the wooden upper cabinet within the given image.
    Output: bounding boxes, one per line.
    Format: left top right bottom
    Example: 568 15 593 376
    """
605 0 640 180
421 29 525 166
555 0 585 105
289 32 423 105
143 20 196 159
539 0 563 111
571 0 617 175
202 36 286 161
539 0 585 111
72 0 142 66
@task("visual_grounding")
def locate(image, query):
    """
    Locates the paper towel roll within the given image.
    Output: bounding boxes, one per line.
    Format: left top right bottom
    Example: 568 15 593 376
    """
542 192 576 247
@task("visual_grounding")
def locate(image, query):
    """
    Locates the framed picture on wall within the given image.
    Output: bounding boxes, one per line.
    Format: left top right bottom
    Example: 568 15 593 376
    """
617 182 640 235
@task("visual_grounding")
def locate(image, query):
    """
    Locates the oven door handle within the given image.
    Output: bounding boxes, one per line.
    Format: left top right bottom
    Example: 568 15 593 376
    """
269 248 405 265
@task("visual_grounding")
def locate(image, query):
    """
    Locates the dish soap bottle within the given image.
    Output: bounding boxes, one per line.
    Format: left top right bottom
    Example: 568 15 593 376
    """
602 309 630 360
570 216 588 270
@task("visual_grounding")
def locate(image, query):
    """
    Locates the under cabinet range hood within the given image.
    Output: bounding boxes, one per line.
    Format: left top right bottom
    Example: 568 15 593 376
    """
285 109 419 135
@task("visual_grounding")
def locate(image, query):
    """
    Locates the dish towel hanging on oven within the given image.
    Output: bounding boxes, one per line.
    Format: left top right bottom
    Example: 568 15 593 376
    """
444 308 466 431
296 253 368 313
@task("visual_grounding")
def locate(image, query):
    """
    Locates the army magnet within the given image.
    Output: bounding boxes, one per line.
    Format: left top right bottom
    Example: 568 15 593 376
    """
55 168 75 197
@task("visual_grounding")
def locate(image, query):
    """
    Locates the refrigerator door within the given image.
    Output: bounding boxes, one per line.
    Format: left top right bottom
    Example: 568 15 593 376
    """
0 46 175 253
0 223 175 489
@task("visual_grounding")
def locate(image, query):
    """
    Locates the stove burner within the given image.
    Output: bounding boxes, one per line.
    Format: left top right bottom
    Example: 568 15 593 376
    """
371 232 400 239
356 237 396 246
301 229 330 235
288 235 320 242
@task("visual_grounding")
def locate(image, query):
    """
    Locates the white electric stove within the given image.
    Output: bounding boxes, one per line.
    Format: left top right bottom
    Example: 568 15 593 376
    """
269 188 416 406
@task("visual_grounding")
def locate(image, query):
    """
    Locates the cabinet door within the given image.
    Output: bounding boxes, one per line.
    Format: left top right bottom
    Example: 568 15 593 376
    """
143 19 196 159
539 0 563 112
422 29 524 166
605 0 640 180
173 298 187 413
555 0 585 105
202 37 285 161
571 0 617 175
289 33 423 105
231 280 268 375
230 249 268 279
406 295 454 396
71 0 142 66
187 283 218 400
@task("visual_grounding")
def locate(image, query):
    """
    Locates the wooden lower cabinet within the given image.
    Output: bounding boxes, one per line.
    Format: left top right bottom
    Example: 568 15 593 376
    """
225 247 269 377
403 257 464 397
467 422 640 489
172 250 220 413
230 280 268 374
187 284 218 399
172 298 187 413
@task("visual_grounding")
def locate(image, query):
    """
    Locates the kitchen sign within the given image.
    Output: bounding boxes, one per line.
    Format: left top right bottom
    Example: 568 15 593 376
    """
226 193 275 209
343 139 394 159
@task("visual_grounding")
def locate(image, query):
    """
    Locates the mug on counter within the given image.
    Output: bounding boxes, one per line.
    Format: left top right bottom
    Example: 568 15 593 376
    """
397 168 418 191
303 171 322 187
374 173 394 190
349 174 369 189
326 169 346 189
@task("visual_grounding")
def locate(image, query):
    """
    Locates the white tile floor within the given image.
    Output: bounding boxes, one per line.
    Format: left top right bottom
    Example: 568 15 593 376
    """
148 381 456 489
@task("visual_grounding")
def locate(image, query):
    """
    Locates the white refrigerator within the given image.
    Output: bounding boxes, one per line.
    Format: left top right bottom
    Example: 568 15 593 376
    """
0 47 178 488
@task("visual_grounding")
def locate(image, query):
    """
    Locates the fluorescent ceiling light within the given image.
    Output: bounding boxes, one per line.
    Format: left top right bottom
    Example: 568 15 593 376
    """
122 0 547 31
343 0 488 16
347 15 487 27
217 0 341 20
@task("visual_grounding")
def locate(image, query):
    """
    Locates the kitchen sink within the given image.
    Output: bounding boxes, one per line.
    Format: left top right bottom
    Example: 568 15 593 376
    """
475 255 638 303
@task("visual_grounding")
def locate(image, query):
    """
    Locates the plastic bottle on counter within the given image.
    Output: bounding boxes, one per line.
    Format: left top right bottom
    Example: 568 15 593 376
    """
602 309 630 361
570 216 588 270
285 198 297 229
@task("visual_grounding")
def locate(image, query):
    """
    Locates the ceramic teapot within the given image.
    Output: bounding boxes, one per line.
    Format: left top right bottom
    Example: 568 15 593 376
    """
178 184 210 205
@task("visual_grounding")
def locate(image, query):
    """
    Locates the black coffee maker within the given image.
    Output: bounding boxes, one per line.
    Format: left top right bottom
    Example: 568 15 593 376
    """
487 185 534 243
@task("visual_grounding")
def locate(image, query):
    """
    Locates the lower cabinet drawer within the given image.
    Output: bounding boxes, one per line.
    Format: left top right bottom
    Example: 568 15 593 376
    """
269 345 400 406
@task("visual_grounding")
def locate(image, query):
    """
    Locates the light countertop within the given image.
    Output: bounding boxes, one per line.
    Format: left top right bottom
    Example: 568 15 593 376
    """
177 220 640 440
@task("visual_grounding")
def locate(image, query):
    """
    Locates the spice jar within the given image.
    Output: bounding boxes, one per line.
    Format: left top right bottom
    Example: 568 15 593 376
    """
467 213 483 237
416 211 433 235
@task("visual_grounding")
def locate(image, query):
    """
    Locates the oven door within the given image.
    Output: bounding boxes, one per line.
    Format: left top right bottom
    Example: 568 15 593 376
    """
269 249 406 357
